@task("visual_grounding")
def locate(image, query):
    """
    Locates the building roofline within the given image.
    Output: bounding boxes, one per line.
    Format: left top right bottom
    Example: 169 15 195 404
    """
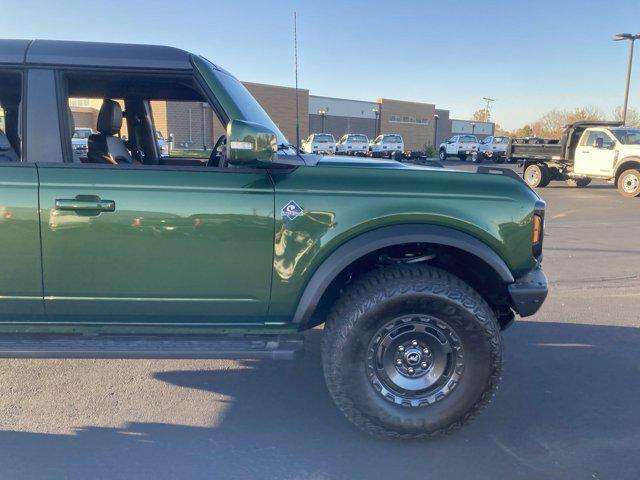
310 94 378 104
242 81 309 93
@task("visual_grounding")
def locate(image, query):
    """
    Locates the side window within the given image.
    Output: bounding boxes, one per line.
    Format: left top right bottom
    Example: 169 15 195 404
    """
62 70 221 167
582 130 614 148
0 70 22 162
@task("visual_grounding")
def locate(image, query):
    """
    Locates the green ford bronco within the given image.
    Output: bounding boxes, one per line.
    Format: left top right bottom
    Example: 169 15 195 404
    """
0 40 547 438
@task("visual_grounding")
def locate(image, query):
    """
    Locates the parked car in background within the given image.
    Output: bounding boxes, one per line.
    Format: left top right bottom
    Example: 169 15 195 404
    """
71 127 93 158
335 134 369 155
439 135 479 161
510 121 640 197
478 135 510 163
155 130 170 156
301 133 336 154
369 134 404 158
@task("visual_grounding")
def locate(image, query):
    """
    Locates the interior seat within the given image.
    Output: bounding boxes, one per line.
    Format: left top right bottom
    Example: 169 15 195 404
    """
87 100 133 164
0 129 18 162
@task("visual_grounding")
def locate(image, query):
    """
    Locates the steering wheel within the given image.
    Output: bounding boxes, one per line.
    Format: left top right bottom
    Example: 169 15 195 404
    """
207 134 227 167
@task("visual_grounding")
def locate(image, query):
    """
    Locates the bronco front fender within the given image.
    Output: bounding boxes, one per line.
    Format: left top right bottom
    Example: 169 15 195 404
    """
292 224 514 325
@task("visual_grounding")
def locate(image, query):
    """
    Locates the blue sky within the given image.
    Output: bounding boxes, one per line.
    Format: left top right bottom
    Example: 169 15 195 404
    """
2 0 638 129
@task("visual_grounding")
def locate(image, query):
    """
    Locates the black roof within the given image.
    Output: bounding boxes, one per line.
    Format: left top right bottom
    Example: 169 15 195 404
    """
567 121 624 129
0 39 194 70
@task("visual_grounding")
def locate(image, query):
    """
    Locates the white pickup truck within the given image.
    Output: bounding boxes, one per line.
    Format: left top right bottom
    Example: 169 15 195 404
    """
439 135 479 161
335 134 369 155
509 121 640 197
369 134 404 158
301 133 336 154
478 135 510 163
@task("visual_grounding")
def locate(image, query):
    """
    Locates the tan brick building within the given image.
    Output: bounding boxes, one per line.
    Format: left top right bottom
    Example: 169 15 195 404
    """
377 98 436 151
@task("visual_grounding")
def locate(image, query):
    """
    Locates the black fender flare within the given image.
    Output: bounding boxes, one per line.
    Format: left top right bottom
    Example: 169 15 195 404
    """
614 156 640 180
292 224 514 325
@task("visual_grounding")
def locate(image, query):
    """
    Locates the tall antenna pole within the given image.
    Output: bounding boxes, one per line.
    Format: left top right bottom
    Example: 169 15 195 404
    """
294 12 300 149
482 96 496 122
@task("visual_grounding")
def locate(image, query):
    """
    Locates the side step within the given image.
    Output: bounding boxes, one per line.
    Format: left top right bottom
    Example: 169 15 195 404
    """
0 334 304 360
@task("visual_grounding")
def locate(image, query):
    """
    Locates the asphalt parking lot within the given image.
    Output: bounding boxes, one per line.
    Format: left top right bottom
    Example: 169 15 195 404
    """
0 161 638 480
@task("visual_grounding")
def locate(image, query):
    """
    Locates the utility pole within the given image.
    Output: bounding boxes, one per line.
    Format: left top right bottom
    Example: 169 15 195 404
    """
613 33 639 125
482 97 496 122
294 12 300 147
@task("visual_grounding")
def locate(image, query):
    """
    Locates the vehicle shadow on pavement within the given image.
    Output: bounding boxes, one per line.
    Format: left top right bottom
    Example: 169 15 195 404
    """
0 321 638 480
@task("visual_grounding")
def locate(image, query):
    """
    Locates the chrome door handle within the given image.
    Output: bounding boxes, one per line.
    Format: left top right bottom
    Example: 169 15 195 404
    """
55 197 116 212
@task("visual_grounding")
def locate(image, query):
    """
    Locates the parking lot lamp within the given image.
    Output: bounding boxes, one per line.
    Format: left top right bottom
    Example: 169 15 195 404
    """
433 114 439 147
372 106 380 137
318 109 327 133
613 33 640 125
471 122 476 135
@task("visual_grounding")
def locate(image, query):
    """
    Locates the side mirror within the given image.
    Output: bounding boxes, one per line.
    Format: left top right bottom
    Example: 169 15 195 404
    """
593 137 604 149
227 119 278 166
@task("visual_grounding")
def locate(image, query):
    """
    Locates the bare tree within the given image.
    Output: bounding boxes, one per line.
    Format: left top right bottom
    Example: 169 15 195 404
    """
470 109 489 122
613 106 640 127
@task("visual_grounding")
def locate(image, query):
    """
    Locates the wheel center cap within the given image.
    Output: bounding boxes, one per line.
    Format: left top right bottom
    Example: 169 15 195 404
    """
404 348 422 365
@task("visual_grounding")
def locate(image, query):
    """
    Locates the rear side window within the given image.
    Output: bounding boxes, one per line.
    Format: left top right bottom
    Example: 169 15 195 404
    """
0 70 22 161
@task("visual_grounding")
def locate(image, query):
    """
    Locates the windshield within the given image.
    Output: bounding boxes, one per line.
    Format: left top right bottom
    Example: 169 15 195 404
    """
348 134 368 142
494 136 509 143
612 129 640 145
459 135 478 143
314 134 334 143
383 135 402 143
73 129 92 139
193 55 288 146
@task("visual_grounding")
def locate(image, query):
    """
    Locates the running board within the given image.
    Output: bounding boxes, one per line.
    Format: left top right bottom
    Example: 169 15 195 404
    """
0 334 304 360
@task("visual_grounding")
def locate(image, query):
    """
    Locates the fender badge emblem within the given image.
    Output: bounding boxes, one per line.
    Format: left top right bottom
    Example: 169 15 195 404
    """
281 200 304 220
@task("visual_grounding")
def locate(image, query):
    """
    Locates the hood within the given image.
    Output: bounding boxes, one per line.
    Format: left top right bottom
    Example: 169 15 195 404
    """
314 155 441 170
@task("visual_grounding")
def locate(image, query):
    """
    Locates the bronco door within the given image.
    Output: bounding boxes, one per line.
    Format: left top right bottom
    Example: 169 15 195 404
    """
31 67 275 324
0 69 44 318
37 166 274 322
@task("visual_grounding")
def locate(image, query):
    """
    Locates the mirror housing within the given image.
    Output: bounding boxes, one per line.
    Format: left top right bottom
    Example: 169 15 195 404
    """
227 119 278 166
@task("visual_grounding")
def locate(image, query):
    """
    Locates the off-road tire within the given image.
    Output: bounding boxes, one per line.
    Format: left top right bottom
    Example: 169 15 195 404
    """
439 149 447 161
321 264 503 439
566 178 591 188
524 163 550 188
458 153 467 161
617 169 640 197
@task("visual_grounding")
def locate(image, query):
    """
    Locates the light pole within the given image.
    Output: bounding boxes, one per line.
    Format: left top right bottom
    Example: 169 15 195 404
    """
433 114 439 148
318 109 327 133
372 106 380 137
471 122 476 135
201 102 208 151
614 33 639 125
